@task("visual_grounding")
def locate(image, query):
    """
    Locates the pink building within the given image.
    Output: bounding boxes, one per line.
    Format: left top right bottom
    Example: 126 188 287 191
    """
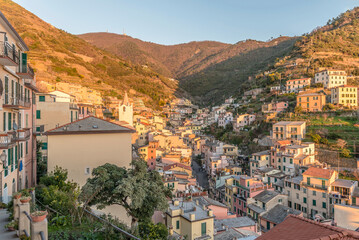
232 176 274 217
194 196 236 220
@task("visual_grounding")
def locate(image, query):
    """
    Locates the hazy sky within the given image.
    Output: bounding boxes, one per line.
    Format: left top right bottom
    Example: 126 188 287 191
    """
12 0 359 45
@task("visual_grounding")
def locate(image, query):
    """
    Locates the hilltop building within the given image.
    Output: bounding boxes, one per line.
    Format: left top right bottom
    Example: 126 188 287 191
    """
315 70 347 89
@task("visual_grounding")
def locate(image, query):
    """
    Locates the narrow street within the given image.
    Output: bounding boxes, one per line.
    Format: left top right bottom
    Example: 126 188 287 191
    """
192 159 209 189
0 209 17 240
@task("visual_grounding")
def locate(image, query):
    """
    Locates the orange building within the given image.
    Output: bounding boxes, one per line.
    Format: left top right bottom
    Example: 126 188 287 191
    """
296 92 326 112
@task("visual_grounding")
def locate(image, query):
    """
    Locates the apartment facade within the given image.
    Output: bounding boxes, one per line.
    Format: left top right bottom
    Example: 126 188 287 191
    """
250 150 270 177
286 78 311 93
35 92 79 161
331 85 358 108
233 114 255 132
315 70 347 89
166 200 214 240
272 121 306 141
297 92 326 112
0 11 37 203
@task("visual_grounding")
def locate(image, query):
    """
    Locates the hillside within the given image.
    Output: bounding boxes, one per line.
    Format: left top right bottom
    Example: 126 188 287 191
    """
260 7 359 87
79 32 230 77
0 0 177 109
80 33 299 105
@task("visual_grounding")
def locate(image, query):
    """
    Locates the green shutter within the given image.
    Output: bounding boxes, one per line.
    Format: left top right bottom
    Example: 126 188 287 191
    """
36 110 41 119
42 142 47 150
4 76 8 104
201 222 206 235
21 53 27 73
26 141 28 154
15 146 17 169
3 112 6 131
176 220 179 229
39 96 45 102
71 111 73 122
8 113 11 130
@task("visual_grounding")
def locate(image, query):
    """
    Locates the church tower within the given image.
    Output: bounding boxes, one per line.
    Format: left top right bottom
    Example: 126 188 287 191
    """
118 92 133 126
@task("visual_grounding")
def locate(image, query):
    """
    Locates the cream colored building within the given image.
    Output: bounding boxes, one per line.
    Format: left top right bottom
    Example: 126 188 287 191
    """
0 10 37 203
46 116 135 225
286 78 311 93
331 85 358 108
250 150 270 176
166 200 214 240
35 92 79 161
272 121 306 141
315 70 347 89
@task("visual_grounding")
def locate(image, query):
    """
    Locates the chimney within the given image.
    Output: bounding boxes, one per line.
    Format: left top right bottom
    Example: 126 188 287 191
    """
196 200 199 205
169 226 174 235
190 213 195 221
174 200 179 206
208 210 213 217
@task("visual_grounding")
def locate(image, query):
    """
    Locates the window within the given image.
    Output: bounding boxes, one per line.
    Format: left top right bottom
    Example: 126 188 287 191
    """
201 222 206 236
85 167 91 175
303 188 307 194
313 190 316 196
296 193 299 199
303 197 307 203
322 202 326 209
176 220 179 229
322 180 325 188
39 96 45 102
36 110 41 119
313 200 316 206
322 193 326 198
41 142 47 150
267 221 270 230
26 141 28 155
307 177 310 185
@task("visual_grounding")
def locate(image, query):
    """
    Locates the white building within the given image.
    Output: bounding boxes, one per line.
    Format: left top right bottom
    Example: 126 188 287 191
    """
315 70 347 89
118 92 133 126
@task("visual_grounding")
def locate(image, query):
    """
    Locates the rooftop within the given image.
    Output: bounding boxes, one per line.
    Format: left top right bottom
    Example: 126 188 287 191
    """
193 196 227 208
260 204 301 224
253 190 279 203
286 176 303 185
257 214 359 240
303 167 336 180
247 203 266 214
331 179 357 188
214 217 255 231
273 121 306 126
46 116 135 135
167 201 213 222
252 150 270 156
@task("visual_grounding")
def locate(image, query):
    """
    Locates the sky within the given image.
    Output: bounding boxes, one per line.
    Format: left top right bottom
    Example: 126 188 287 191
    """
12 0 359 45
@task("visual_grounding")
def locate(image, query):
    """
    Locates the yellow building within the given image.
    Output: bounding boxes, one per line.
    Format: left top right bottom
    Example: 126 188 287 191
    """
331 85 358 108
0 10 37 202
166 200 214 240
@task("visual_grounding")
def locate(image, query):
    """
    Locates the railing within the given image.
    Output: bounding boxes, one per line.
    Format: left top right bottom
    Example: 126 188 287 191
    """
3 94 31 108
69 103 78 109
0 41 20 64
302 183 328 190
18 63 34 76
17 128 31 141
0 132 16 148
24 78 37 89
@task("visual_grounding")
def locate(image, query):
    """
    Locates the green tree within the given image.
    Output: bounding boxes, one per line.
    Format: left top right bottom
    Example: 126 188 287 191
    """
138 222 168 240
341 148 351 158
79 160 172 228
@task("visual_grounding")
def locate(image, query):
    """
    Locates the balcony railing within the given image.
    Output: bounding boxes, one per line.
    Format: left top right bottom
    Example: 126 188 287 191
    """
24 78 37 90
17 63 35 79
0 132 16 148
3 94 31 109
17 128 31 141
69 103 79 109
302 183 328 190
0 41 20 66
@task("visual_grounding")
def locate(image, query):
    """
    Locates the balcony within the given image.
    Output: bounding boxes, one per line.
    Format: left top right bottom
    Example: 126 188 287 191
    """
302 183 328 190
16 128 31 141
3 94 31 109
17 63 34 79
0 132 16 149
0 41 19 66
24 78 37 91
69 103 79 110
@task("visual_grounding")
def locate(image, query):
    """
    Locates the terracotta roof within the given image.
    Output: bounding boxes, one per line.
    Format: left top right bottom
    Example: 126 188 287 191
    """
276 140 291 145
163 163 191 171
303 167 336 180
257 215 359 240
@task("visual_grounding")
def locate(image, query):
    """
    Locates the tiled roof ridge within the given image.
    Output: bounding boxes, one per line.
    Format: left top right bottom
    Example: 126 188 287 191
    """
47 116 135 133
287 214 356 238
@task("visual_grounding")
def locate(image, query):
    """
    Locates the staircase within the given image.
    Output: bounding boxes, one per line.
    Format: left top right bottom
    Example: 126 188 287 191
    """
0 209 18 239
